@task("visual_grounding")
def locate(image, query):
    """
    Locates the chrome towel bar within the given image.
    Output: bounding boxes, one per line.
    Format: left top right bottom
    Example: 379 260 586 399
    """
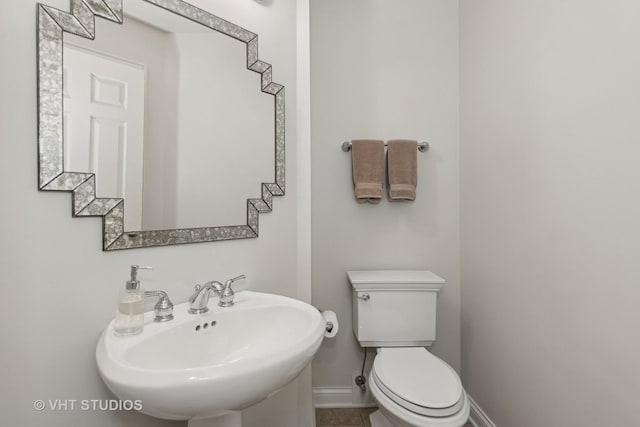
341 141 430 153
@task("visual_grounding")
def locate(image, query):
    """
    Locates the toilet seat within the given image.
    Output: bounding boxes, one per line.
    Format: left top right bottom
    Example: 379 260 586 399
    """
368 375 470 427
371 348 464 417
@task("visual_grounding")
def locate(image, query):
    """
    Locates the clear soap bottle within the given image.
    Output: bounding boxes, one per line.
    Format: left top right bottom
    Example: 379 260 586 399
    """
114 265 151 336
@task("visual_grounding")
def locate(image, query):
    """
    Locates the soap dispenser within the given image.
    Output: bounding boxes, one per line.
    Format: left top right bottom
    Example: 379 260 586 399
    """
114 265 151 336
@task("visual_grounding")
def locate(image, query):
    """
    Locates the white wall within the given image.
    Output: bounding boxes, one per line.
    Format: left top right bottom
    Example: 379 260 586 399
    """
174 32 274 228
310 0 460 394
460 0 640 425
0 1 308 426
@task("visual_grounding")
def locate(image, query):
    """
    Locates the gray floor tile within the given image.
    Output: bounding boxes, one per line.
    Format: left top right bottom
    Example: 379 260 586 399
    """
359 407 376 427
316 406 474 427
316 408 363 425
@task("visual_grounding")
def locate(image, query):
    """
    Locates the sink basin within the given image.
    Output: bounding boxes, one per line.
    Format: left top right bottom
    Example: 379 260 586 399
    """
96 291 325 420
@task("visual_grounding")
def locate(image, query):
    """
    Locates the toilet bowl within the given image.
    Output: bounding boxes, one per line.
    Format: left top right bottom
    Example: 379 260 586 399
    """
348 270 469 427
367 348 469 427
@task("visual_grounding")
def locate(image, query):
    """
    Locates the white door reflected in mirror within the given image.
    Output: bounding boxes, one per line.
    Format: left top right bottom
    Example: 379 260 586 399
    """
64 45 146 230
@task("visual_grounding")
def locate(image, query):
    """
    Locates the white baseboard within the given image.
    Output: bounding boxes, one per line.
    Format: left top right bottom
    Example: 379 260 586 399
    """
468 395 496 427
313 387 376 408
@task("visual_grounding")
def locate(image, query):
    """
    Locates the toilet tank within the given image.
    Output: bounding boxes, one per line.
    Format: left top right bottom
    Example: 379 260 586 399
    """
348 270 444 347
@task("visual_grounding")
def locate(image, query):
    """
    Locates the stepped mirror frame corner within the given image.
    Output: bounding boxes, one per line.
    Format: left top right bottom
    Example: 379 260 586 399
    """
36 0 285 250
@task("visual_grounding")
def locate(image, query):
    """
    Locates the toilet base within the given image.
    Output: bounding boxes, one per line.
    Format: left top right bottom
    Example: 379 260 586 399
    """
369 409 394 427
369 407 470 427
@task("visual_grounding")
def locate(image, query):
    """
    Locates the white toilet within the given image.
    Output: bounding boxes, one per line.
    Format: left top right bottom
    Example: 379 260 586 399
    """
348 270 470 427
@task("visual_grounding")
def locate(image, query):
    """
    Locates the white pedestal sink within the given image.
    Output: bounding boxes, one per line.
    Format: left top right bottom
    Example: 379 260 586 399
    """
96 291 326 425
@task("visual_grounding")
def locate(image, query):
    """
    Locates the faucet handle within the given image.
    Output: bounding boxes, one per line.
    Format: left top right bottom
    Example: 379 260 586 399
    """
224 274 246 288
220 275 245 307
144 290 174 322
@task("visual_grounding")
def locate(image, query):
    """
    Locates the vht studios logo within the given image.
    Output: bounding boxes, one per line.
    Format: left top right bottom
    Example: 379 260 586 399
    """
34 399 143 411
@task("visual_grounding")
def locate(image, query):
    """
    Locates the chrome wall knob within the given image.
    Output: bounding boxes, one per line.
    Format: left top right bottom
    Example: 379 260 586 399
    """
359 293 370 301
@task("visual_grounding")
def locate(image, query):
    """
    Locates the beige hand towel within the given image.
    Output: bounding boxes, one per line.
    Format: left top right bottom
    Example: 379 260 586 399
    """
387 139 418 201
351 140 385 204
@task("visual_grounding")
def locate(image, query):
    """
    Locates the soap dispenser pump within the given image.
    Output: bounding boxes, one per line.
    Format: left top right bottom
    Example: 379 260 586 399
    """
114 265 151 336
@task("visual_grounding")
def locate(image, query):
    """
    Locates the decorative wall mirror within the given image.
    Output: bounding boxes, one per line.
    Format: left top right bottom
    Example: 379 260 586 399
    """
37 0 285 250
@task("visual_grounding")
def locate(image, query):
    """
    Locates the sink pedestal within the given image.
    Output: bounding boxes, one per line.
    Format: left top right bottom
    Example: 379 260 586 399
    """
188 412 241 427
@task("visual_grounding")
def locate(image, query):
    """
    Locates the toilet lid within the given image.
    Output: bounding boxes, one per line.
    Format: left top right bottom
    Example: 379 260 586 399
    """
372 348 463 416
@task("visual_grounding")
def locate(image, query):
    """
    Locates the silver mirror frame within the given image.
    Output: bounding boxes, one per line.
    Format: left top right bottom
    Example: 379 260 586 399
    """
37 0 285 250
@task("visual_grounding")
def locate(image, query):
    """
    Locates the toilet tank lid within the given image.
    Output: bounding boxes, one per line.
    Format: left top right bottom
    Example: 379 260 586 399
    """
347 270 444 291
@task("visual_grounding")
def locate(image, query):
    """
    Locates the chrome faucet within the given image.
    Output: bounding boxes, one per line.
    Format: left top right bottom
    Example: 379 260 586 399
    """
188 281 224 314
188 275 246 314
144 290 174 322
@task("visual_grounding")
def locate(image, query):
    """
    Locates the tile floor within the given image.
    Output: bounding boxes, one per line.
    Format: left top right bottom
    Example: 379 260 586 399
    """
315 407 473 427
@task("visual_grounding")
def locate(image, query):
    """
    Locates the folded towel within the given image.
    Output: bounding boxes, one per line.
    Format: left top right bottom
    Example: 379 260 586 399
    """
387 139 418 201
351 140 385 204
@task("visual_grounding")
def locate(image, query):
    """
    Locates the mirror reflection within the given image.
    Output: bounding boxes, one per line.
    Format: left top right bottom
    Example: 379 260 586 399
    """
62 0 274 231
